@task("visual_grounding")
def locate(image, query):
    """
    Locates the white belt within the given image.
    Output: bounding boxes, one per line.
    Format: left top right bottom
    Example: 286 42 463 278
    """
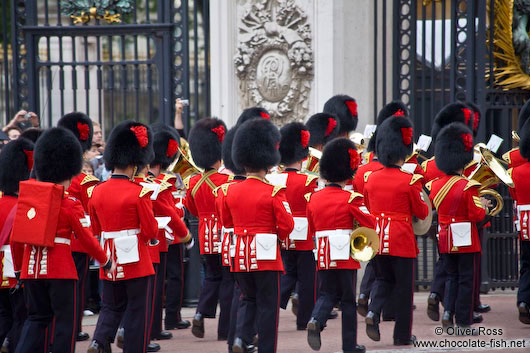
519 205 530 212
0 245 10 252
102 229 140 239
54 237 71 245
315 229 352 238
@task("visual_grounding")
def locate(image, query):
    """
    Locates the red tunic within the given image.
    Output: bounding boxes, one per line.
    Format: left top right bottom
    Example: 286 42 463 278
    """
154 185 190 249
307 186 375 270
503 148 526 169
67 173 100 253
364 168 429 258
133 175 160 264
429 175 485 253
0 196 19 288
15 194 108 280
281 170 318 251
220 176 294 272
184 170 230 255
89 176 157 281
352 159 383 194
422 158 444 183
509 163 530 241
405 154 426 179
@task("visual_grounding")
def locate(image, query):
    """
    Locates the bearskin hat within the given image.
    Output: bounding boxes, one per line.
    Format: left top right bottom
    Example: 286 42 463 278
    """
323 95 358 134
376 116 414 167
320 138 360 182
57 112 93 151
20 128 44 143
306 113 340 147
466 101 482 137
232 118 280 171
222 126 245 175
518 99 530 133
279 122 310 165
34 128 82 183
236 107 270 125
0 137 34 194
103 120 154 171
151 127 181 170
435 122 474 174
188 118 226 169
367 100 409 153
519 118 530 159
431 102 473 143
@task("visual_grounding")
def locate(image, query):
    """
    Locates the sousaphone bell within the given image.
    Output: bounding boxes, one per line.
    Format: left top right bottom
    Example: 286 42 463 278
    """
167 138 203 180
350 227 380 262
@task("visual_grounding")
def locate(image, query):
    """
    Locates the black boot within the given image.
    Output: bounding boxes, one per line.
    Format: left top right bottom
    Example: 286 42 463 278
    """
394 335 416 346
441 311 454 331
147 343 161 352
474 303 490 313
291 292 299 316
344 345 366 353
357 293 369 317
192 312 205 338
518 302 530 324
427 293 440 321
306 318 321 351
77 332 90 341
116 327 124 349
87 340 111 353
232 338 256 353
365 311 380 341
328 310 338 319
472 312 483 323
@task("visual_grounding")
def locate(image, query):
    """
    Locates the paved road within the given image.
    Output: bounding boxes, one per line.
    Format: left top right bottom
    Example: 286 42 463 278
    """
75 291 529 353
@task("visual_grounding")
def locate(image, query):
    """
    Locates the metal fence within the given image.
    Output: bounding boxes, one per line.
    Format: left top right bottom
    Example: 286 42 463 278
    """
0 0 210 137
374 0 526 291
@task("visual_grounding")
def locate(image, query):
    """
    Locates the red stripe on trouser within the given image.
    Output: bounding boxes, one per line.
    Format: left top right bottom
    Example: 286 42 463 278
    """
148 271 157 340
274 272 280 353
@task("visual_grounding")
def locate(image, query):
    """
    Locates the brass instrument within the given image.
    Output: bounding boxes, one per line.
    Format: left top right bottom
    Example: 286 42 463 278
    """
167 138 202 180
467 145 514 217
350 132 367 153
413 189 433 236
350 227 380 262
303 147 322 174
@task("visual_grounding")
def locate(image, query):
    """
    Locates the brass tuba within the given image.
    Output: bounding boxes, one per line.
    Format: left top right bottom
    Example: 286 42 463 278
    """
350 227 380 262
167 138 202 180
467 144 514 216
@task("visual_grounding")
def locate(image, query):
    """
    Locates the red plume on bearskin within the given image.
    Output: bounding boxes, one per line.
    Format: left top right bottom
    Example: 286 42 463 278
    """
236 107 270 125
323 95 358 133
348 148 360 170
166 139 179 158
376 116 414 167
301 130 310 148
77 122 90 141
279 122 310 165
320 138 358 182
431 102 473 143
188 118 226 169
401 127 413 146
345 100 358 117
306 113 340 147
130 126 149 148
461 133 473 152
462 108 472 125
24 150 34 171
325 118 337 137
260 112 270 120
435 122 474 174
211 125 226 143
57 111 93 151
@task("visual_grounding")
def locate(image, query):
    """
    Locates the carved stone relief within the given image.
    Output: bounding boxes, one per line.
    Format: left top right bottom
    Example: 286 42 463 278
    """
234 0 313 125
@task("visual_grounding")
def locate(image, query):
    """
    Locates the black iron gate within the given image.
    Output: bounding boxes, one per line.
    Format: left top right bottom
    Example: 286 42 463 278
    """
1 0 210 136
374 0 524 291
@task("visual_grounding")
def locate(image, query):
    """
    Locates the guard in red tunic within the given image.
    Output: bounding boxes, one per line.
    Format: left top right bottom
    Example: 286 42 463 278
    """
276 122 318 331
304 113 341 173
508 118 530 324
354 101 408 318
57 112 100 342
0 138 33 352
221 118 294 353
323 95 359 137
12 128 111 353
305 138 373 353
363 116 429 345
88 121 158 353
184 118 232 340
214 123 254 353
429 123 487 330
147 128 192 344
503 99 530 168
422 102 477 322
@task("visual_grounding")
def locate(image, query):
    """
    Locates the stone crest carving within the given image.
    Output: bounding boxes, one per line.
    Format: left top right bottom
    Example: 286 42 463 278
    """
234 0 313 124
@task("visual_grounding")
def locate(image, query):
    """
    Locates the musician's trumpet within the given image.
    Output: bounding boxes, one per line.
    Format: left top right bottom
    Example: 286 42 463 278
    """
350 227 380 262
167 138 202 180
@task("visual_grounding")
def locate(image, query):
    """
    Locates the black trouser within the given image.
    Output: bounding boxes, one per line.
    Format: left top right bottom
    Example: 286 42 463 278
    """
518 241 530 305
430 256 447 301
443 252 479 326
15 279 76 353
93 276 152 353
150 254 167 339
279 250 316 328
311 269 358 352
359 260 375 296
196 254 233 338
235 271 280 353
369 255 415 341
72 252 89 336
0 287 26 351
473 229 484 308
165 243 185 326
